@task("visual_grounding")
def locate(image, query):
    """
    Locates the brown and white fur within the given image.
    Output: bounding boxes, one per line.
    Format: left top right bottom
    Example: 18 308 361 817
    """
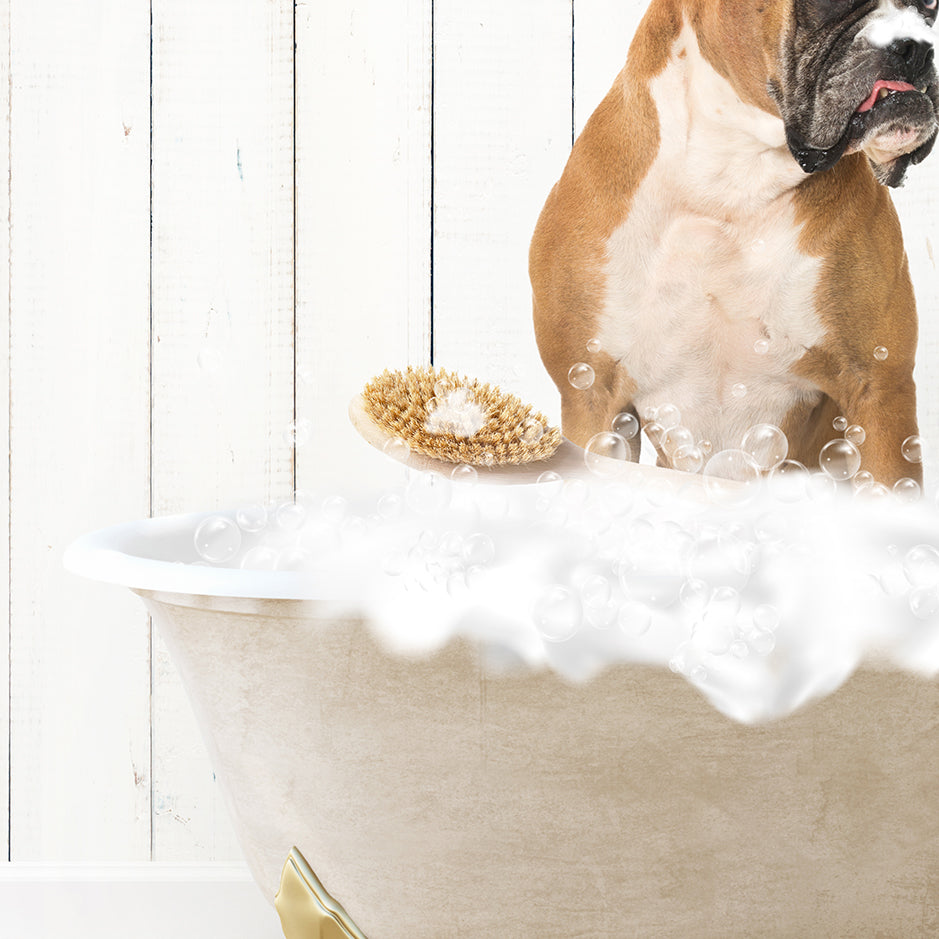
530 0 938 486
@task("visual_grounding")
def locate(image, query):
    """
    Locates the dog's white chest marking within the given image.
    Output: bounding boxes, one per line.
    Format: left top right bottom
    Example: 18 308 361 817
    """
596 24 826 451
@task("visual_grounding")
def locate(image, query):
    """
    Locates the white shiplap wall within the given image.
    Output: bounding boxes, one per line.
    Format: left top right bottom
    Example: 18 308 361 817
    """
2 0 938 897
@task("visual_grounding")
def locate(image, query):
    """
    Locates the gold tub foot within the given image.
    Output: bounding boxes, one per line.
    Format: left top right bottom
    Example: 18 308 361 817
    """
275 847 368 939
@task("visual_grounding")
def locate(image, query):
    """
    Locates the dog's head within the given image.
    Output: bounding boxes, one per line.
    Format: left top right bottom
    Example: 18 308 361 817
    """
770 0 939 186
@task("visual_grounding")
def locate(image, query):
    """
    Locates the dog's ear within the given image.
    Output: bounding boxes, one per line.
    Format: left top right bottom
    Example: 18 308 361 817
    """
869 129 938 188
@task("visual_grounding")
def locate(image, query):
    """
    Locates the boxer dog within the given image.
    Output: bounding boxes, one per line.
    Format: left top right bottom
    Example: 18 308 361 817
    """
530 0 937 486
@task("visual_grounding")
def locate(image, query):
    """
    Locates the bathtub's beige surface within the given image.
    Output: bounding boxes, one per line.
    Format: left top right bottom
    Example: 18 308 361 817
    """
140 590 939 938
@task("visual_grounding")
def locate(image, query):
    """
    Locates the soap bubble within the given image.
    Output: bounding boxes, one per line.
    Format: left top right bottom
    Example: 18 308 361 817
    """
194 516 242 564
672 444 705 474
321 495 348 523
703 449 761 504
586 337 602 354
618 600 653 638
585 432 630 477
611 412 640 440
575 571 610 606
239 545 279 571
731 383 747 398
644 421 666 448
873 346 889 361
235 503 268 532
753 604 781 632
852 470 875 493
833 416 848 432
753 338 770 355
910 586 939 620
382 436 411 462
275 499 307 531
536 470 563 491
679 578 710 615
462 532 496 567
533 585 582 642
657 404 682 430
698 439 713 456
901 435 923 463
819 439 861 481
668 642 694 675
749 628 777 656
377 492 404 520
893 477 922 503
768 459 808 502
568 363 595 390
586 600 618 630
844 424 866 446
433 377 453 399
903 544 939 588
451 463 478 485
406 471 451 515
517 417 544 444
741 423 788 472
642 405 659 421
663 426 695 456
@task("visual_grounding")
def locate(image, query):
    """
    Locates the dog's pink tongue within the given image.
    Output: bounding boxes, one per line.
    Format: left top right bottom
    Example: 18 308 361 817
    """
857 80 917 113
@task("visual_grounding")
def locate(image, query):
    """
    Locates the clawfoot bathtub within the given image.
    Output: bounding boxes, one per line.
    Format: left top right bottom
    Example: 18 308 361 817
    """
65 497 939 938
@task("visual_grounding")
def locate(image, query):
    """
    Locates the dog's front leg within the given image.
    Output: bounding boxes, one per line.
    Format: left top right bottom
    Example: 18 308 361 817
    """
796 348 923 489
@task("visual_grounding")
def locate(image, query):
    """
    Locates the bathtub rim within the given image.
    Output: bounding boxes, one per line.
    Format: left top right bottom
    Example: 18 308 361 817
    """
63 510 332 601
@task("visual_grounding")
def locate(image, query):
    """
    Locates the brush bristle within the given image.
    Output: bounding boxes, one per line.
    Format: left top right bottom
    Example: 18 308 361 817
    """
362 366 561 466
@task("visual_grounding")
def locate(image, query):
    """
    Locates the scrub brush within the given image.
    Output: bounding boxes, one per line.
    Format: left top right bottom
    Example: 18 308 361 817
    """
360 365 561 466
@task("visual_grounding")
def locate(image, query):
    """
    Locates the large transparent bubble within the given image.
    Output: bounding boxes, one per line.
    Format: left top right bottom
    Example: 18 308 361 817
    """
741 423 788 472
819 439 862 481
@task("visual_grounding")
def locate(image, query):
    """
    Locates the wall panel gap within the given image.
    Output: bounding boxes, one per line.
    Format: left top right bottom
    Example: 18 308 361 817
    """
2 0 11 865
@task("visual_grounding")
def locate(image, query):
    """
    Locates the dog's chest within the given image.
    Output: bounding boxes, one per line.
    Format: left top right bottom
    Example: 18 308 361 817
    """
594 28 827 449
597 194 826 447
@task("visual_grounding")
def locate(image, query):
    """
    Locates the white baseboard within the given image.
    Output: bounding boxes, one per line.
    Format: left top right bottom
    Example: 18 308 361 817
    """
0 862 283 939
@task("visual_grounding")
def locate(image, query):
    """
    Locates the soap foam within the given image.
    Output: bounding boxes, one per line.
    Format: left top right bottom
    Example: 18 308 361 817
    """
199 469 939 725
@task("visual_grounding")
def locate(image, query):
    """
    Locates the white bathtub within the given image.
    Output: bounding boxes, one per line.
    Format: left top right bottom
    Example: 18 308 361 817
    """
65 488 939 937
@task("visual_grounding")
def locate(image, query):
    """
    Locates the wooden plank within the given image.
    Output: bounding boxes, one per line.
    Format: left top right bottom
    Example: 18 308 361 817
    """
572 0 648 137
893 185 939 490
0 0 10 864
7 0 151 859
295 0 433 495
150 0 295 860
431 1 571 427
